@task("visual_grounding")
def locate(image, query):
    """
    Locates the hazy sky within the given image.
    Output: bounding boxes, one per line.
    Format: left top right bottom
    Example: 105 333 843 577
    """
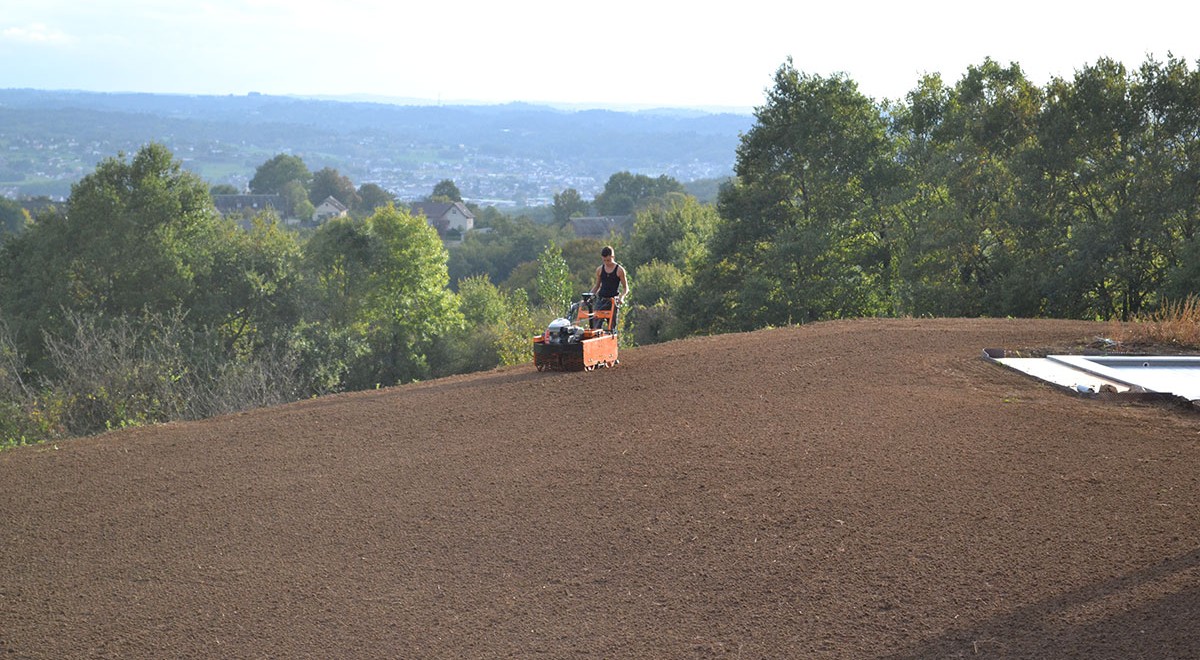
2 0 1196 112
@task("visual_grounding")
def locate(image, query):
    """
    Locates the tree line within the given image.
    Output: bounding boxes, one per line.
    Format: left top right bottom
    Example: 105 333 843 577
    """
2 53 1198 445
678 55 1199 333
0 142 684 443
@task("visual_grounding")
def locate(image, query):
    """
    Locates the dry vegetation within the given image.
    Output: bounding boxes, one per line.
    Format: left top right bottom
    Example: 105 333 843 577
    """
1107 294 1200 351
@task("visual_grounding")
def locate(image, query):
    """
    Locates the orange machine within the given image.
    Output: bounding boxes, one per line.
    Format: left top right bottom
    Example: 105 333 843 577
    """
532 292 619 372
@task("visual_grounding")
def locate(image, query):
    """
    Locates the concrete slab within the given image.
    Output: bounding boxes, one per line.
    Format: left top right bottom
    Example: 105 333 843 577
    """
986 351 1200 402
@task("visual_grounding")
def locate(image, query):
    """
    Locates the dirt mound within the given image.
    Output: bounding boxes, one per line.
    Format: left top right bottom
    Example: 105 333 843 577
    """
3 318 1198 658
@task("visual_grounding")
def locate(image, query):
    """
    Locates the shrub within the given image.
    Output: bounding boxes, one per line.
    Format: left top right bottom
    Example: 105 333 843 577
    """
42 309 307 436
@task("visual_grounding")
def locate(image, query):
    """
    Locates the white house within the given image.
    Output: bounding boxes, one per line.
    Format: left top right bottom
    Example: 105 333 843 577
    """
313 196 349 223
410 201 474 236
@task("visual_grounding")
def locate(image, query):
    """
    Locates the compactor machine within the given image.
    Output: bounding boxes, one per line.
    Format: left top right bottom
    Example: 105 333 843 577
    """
532 292 619 372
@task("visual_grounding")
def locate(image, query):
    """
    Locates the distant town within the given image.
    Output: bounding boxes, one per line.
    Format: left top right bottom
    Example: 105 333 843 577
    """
0 90 752 207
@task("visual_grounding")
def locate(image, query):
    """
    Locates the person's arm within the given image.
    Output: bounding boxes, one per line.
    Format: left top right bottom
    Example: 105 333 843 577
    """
617 266 630 303
591 266 602 295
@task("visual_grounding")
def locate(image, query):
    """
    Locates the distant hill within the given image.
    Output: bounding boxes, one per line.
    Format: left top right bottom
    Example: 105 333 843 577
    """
0 89 754 205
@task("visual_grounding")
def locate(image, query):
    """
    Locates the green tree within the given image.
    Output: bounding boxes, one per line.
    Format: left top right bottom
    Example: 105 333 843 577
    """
309 167 360 209
624 195 718 272
680 61 897 333
944 59 1045 318
683 177 730 204
357 183 396 213
209 183 240 195
559 238 608 297
890 73 978 316
447 214 562 288
593 172 685 216
497 288 535 367
0 198 28 235
631 260 684 306
535 242 573 311
0 316 46 445
892 60 1043 318
552 188 589 225
457 274 507 325
1144 56 1200 303
1035 56 1200 319
279 179 311 220
301 206 463 388
249 153 311 195
0 143 224 365
432 179 463 203
429 275 506 376
191 214 304 354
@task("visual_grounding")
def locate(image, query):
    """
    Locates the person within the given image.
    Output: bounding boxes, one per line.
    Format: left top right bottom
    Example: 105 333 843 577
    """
590 245 630 330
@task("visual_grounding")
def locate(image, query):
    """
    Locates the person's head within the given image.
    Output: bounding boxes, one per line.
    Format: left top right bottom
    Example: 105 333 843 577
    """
601 246 614 263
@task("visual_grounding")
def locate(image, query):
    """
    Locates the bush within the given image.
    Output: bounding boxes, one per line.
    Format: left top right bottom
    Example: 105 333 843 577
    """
498 289 539 366
42 309 307 436
0 322 58 448
631 260 684 306
0 400 55 449
626 300 680 346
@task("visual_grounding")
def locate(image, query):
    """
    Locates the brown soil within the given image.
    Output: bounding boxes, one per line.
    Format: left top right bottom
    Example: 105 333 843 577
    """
3 318 1198 659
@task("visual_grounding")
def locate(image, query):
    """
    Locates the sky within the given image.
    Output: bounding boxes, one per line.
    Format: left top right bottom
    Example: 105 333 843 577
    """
2 0 1198 113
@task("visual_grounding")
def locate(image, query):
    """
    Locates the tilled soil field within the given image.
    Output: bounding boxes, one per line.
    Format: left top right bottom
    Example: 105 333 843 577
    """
2 318 1198 659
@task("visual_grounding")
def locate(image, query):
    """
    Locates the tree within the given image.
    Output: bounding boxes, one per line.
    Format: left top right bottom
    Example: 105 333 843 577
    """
496 288 535 367
432 179 463 203
446 215 562 289
680 61 897 333
941 59 1044 317
624 195 718 272
249 153 311 195
559 238 608 297
191 214 304 355
281 180 313 220
890 60 1045 318
209 183 240 195
631 260 684 307
428 274 506 377
890 72 978 316
357 183 396 213
0 198 28 235
615 194 715 344
309 167 360 209
1 144 311 385
457 274 507 325
0 143 226 366
535 242 572 311
1014 56 1198 321
301 206 463 388
593 172 685 216
0 314 43 444
1142 56 1200 304
553 188 589 225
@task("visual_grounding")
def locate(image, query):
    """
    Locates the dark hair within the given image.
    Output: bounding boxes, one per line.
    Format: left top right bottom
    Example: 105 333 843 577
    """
601 246 613 257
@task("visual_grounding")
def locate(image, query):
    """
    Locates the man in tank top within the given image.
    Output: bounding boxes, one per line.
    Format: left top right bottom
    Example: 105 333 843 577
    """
590 245 630 331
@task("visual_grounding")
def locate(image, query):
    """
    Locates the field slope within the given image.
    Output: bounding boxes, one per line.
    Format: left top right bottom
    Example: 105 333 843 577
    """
3 318 1198 658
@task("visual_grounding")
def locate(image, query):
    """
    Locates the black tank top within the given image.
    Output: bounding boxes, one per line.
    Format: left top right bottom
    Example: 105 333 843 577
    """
598 263 621 298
